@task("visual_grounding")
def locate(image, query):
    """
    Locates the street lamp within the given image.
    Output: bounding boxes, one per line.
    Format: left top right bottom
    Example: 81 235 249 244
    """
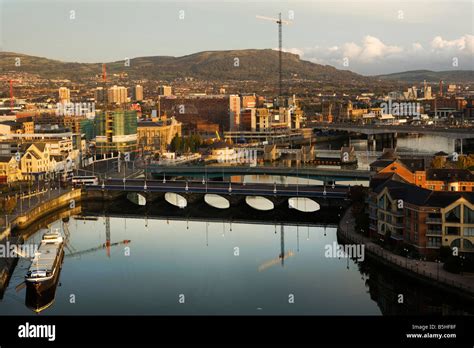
403 248 409 267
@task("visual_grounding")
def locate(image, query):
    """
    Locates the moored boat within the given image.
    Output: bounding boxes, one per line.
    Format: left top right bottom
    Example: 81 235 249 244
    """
25 229 64 293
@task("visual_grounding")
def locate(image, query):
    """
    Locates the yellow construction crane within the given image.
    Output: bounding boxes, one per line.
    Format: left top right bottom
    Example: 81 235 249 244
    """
258 250 295 272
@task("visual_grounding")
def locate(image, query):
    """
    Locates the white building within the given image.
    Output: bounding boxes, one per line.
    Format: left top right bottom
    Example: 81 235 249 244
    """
107 86 128 104
58 87 71 104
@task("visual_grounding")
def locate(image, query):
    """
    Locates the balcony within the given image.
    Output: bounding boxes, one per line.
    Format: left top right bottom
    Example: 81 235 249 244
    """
425 217 442 224
427 229 442 236
390 233 404 241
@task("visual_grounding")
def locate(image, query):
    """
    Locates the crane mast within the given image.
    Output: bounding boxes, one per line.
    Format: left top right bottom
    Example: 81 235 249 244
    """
256 13 291 103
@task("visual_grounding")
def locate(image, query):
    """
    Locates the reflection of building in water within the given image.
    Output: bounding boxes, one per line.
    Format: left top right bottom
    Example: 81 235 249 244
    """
0 257 18 300
360 262 472 315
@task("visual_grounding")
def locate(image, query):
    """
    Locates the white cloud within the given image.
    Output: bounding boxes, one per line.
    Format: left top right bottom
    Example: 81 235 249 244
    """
287 34 474 74
357 36 402 62
431 34 474 54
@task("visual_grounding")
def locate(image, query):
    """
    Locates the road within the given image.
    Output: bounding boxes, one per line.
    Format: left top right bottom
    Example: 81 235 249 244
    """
311 122 474 139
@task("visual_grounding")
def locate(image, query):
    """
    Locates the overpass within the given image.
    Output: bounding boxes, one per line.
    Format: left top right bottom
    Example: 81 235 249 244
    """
311 122 474 139
143 165 370 182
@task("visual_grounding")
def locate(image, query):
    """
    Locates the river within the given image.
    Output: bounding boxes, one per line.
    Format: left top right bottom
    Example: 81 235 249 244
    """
1 213 472 315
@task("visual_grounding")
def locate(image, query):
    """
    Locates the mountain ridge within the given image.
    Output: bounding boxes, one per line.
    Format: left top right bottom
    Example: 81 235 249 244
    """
1 50 472 84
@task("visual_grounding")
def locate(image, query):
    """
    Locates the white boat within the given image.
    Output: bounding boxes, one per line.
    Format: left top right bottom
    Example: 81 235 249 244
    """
25 229 64 290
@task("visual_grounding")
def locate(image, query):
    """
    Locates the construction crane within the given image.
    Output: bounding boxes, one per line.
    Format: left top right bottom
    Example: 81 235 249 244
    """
102 63 108 107
256 13 292 100
65 240 131 259
105 216 111 257
9 79 18 112
258 225 295 272
258 250 295 272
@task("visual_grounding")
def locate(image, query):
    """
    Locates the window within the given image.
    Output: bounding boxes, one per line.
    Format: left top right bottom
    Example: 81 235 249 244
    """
446 226 460 236
464 227 474 236
464 206 474 224
378 195 385 209
445 206 461 223
464 239 474 250
427 237 441 248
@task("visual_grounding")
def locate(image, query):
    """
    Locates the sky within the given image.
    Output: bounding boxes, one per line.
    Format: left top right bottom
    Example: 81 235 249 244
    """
1 0 473 75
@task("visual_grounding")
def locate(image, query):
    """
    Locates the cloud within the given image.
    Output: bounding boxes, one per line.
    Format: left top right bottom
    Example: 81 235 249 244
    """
287 35 474 74
431 34 474 54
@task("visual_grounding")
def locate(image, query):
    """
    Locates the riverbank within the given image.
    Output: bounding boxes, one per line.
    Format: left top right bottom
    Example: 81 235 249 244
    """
337 207 474 300
0 189 82 295
1 188 81 240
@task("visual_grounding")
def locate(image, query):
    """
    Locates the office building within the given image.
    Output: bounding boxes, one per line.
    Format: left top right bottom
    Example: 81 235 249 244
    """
94 110 137 154
58 87 71 104
107 86 128 104
158 85 172 97
133 85 144 101
229 94 241 131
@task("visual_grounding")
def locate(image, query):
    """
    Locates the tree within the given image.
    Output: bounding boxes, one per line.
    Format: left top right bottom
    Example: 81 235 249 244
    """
430 156 445 169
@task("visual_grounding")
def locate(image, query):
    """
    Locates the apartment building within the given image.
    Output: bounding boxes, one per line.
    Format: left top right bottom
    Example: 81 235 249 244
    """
369 179 474 257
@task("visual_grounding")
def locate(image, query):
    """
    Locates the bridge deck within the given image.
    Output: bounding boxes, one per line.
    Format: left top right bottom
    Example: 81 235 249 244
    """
311 122 474 139
85 179 350 199
144 165 370 181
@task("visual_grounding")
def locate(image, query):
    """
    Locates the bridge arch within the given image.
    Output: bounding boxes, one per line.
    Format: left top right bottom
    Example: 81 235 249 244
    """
127 192 147 206
288 197 320 212
165 192 187 209
245 196 274 211
204 194 230 209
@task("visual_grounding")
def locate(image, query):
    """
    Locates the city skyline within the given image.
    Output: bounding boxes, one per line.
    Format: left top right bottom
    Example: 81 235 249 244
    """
1 0 473 75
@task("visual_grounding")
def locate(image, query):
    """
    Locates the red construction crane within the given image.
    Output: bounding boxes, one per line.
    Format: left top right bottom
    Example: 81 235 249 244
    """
9 79 16 112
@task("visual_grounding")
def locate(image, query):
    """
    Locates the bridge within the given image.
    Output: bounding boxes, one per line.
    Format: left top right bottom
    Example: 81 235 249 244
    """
143 165 370 182
311 122 474 139
84 178 349 199
83 178 351 212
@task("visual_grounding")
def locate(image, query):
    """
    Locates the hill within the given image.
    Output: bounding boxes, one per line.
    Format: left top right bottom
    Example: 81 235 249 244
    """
0 49 370 84
376 70 474 83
